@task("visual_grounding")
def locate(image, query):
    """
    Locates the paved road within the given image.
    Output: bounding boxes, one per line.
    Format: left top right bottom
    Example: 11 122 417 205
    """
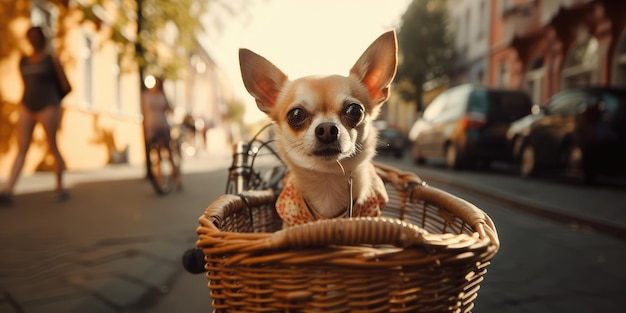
0 148 230 313
143 154 626 313
2 149 625 312
390 156 626 312
438 182 626 312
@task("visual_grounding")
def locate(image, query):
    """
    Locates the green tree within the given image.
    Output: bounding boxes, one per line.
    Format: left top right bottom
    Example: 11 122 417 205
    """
0 0 30 60
227 99 246 126
79 0 212 80
79 0 246 177
396 0 453 111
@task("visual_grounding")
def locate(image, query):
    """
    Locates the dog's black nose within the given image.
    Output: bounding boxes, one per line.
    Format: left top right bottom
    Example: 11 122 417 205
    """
315 123 339 143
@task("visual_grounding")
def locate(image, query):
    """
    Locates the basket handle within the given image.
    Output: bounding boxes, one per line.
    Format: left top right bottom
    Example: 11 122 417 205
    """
261 217 443 250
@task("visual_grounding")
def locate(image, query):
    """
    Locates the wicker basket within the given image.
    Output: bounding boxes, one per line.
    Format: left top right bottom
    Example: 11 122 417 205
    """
196 163 499 312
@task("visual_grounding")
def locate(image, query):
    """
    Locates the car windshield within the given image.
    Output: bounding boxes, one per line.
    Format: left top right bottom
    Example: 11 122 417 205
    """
381 129 400 138
485 91 532 123
586 90 626 116
467 90 488 114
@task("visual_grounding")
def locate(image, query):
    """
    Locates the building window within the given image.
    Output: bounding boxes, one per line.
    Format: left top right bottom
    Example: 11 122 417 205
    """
82 30 94 110
525 57 545 106
498 62 509 88
30 1 58 48
561 36 599 88
466 8 471 43
613 31 626 86
499 0 512 16
113 64 121 114
478 0 486 40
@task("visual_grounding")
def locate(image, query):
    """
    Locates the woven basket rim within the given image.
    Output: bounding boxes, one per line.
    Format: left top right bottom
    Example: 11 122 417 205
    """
196 163 500 312
196 163 499 264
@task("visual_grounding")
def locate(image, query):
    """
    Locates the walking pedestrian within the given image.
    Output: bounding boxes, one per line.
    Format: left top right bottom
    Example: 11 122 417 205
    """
0 26 71 205
141 76 181 190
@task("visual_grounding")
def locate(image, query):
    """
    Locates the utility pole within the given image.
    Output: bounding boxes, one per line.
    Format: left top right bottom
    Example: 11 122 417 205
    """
135 0 152 179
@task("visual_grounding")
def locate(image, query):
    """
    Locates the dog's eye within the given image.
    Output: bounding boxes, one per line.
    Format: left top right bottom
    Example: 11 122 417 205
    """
344 103 364 125
287 108 308 128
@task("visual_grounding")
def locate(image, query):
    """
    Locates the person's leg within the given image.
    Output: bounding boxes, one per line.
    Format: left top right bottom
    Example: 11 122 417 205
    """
163 141 182 187
153 141 163 184
37 105 67 197
160 130 181 190
164 144 182 190
1 106 37 195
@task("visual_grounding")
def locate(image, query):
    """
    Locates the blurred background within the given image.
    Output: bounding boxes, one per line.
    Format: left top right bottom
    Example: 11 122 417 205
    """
1 0 624 176
1 1 626 312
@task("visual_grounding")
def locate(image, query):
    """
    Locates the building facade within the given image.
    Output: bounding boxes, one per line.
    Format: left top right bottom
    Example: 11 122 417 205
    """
0 0 232 177
488 0 626 106
448 0 491 85
443 0 626 108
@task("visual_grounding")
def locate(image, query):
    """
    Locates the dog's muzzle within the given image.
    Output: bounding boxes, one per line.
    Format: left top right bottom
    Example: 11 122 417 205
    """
313 123 343 157
315 123 339 143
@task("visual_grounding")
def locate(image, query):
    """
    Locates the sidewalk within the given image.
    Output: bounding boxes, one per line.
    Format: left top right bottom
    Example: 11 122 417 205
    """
398 162 626 240
0 146 231 313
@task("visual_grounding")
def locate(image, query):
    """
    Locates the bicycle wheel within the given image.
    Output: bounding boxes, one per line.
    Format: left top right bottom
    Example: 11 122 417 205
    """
170 135 183 190
148 141 173 195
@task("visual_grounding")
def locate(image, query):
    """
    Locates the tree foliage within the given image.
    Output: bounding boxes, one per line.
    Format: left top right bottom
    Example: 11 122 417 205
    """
396 0 453 110
80 0 212 80
226 99 246 125
0 0 31 60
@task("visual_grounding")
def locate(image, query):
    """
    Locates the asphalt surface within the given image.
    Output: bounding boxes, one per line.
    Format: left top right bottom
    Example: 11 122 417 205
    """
0 146 232 313
1 148 625 313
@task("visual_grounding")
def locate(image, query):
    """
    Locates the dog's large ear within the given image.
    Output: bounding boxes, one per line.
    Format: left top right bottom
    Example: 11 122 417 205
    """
239 49 288 114
350 30 398 104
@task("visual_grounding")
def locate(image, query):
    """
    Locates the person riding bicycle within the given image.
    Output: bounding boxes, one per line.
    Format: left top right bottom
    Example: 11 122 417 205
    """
141 76 181 190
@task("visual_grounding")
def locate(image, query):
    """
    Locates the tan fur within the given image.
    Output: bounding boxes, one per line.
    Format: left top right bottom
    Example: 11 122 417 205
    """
239 31 397 221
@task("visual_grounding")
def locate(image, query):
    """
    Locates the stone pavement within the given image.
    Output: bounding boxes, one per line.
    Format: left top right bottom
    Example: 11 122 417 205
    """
2 149 625 313
143 157 626 313
0 146 231 313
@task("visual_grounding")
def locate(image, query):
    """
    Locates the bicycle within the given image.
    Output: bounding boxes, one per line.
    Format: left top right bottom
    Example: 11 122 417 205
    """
182 123 499 312
179 115 201 157
182 123 286 273
147 125 183 195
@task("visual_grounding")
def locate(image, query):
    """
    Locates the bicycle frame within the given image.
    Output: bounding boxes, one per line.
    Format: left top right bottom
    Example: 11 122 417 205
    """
147 125 183 195
226 141 252 195
183 123 285 274
225 124 285 195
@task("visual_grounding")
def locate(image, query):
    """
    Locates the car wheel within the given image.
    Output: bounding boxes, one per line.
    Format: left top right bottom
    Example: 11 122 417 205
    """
566 145 596 184
412 144 425 165
582 167 597 185
475 158 491 170
512 136 524 162
520 144 536 178
446 144 462 169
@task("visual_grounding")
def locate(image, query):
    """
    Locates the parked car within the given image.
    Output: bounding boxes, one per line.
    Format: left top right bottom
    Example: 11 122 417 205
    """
507 87 626 183
409 84 533 169
377 128 405 158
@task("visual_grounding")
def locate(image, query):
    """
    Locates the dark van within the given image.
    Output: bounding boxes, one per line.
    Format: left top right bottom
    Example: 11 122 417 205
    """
409 84 533 169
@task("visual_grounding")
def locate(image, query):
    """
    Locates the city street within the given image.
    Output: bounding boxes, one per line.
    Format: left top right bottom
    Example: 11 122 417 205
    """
2 1 625 312
1 147 625 313
0 145 232 313
390 156 626 313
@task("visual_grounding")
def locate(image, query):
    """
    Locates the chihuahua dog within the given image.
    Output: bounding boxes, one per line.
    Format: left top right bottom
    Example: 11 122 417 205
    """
239 31 398 227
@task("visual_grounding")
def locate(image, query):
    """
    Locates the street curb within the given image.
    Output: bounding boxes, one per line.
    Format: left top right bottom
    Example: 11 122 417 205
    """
419 174 626 241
